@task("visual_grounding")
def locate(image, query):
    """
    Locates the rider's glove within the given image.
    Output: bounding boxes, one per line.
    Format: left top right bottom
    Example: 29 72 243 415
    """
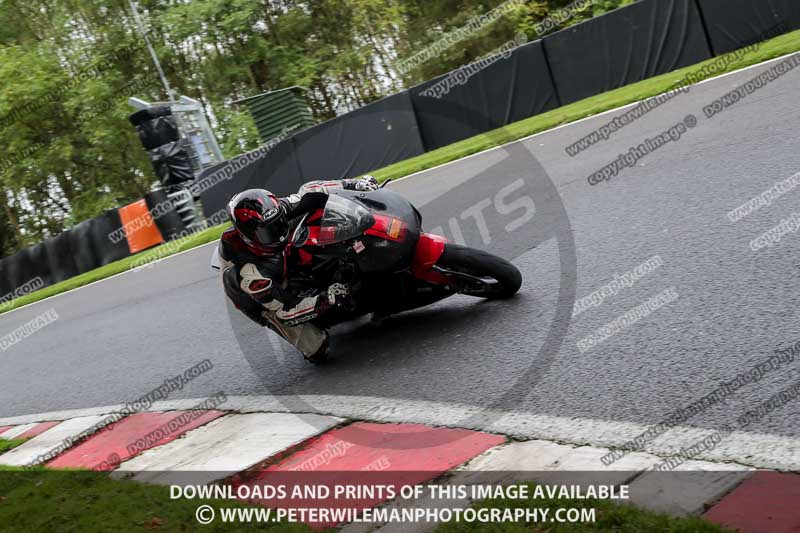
326 282 353 308
353 175 379 192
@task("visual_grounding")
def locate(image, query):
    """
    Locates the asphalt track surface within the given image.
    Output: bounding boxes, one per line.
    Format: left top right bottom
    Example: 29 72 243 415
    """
2 55 800 449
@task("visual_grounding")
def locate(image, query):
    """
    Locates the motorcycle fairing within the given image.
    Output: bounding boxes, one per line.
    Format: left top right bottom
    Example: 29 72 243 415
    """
412 233 450 285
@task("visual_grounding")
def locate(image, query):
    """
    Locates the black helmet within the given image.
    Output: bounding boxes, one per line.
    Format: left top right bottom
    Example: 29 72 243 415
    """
227 189 288 250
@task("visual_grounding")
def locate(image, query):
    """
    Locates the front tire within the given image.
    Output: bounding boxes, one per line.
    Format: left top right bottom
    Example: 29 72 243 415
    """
436 244 522 299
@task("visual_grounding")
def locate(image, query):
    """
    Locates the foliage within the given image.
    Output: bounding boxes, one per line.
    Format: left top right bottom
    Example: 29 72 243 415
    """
0 468 311 532
5 25 799 313
0 0 634 257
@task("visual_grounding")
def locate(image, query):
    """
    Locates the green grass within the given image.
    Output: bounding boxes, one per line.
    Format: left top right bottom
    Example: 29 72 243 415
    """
0 469 312 533
2 29 799 315
434 482 732 533
0 473 733 533
0 439 26 454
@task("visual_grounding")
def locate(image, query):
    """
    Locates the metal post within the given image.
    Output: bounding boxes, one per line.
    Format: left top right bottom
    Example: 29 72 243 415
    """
127 0 176 102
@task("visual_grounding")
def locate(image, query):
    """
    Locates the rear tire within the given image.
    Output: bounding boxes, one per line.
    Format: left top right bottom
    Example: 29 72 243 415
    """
436 244 522 299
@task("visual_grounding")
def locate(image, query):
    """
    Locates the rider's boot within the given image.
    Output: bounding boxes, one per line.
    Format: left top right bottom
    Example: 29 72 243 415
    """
302 330 329 363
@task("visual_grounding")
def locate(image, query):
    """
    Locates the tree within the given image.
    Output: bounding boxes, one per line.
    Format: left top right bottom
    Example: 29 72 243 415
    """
0 0 636 256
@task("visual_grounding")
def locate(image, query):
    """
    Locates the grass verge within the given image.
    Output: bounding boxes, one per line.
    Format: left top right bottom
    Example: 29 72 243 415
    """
2 29 799 315
0 469 311 533
433 482 732 533
0 473 734 532
0 439 26 454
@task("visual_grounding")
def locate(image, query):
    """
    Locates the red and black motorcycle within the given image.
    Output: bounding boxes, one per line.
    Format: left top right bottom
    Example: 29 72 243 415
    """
283 187 522 324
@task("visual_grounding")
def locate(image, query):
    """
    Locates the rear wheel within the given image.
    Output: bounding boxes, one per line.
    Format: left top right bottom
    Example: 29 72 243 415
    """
435 244 522 299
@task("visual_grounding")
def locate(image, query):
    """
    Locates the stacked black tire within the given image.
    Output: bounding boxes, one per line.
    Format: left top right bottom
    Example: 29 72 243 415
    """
128 106 194 190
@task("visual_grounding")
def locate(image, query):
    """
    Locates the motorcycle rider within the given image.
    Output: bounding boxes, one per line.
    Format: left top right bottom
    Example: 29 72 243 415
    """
218 175 380 362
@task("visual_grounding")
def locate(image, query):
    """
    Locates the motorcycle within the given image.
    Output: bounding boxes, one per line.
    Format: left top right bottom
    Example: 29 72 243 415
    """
211 187 521 357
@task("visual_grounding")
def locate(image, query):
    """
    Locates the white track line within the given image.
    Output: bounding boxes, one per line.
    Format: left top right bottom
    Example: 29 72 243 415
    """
5 51 798 317
2 395 798 471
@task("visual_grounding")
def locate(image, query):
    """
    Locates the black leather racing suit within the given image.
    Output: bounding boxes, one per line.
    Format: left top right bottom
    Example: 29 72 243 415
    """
218 178 370 355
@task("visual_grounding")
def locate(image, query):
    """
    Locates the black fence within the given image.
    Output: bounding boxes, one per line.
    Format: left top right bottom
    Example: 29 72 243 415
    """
1 208 125 298
0 191 187 299
195 0 798 220
544 0 712 105
410 39 559 150
2 0 798 301
697 0 800 55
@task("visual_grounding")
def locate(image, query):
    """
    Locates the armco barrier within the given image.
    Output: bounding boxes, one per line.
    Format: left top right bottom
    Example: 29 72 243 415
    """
67 220 102 275
0 257 17 297
409 39 559 151
44 231 80 285
144 189 186 242
696 0 800 55
197 138 304 220
117 199 165 254
0 260 9 296
543 0 712 105
4 245 31 291
293 91 425 181
87 209 130 266
15 243 51 290
0 195 188 304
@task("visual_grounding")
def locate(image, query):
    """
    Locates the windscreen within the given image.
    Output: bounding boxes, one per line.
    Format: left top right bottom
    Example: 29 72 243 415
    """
318 194 375 245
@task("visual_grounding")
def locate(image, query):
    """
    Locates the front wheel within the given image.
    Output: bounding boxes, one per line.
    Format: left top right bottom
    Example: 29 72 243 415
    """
435 244 522 299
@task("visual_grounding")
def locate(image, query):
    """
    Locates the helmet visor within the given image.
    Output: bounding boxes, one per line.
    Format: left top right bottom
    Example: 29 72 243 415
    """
248 217 288 247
